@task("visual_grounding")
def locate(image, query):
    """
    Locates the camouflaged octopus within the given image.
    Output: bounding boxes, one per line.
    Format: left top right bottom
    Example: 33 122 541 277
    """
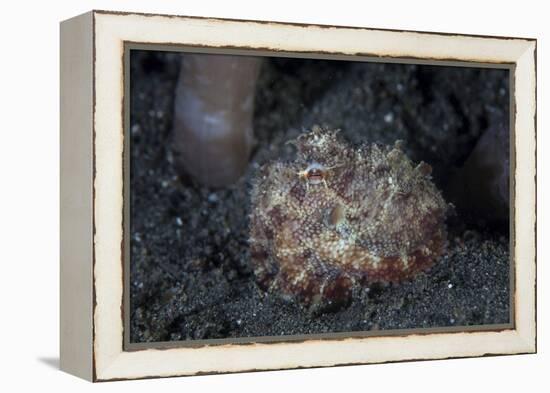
249 126 448 310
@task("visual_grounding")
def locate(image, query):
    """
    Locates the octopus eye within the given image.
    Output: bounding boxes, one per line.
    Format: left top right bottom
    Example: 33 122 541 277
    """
307 168 324 181
298 163 329 186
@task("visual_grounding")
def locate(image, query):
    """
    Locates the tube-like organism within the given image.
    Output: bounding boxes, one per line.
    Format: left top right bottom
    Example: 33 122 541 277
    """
173 54 261 187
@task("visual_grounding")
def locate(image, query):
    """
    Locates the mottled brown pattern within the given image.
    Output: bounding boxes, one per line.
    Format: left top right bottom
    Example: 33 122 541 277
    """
249 127 448 310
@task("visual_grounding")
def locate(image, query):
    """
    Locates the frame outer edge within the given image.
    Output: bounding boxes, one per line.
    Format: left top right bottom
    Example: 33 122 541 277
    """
59 11 95 381
514 41 537 352
91 11 538 380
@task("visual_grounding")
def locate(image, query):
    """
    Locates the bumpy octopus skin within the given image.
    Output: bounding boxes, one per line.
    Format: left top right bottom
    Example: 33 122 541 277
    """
249 127 448 309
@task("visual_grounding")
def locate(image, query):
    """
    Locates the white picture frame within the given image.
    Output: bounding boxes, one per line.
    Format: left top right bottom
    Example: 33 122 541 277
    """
60 10 536 381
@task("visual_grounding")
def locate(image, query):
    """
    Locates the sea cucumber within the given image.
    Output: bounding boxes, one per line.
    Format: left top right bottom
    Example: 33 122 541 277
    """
249 126 448 310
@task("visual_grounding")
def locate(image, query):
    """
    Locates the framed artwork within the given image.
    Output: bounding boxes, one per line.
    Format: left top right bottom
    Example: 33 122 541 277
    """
60 10 536 381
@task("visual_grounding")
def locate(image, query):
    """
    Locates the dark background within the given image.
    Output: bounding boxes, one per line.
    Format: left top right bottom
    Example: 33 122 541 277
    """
129 50 510 343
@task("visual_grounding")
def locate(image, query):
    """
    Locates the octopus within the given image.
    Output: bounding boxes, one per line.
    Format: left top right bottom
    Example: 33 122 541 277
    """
249 126 449 311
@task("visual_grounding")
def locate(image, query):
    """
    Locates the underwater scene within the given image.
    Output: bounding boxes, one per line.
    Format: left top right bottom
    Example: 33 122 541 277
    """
129 50 511 343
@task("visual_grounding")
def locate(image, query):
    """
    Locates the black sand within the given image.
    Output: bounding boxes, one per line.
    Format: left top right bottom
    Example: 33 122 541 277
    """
129 51 510 343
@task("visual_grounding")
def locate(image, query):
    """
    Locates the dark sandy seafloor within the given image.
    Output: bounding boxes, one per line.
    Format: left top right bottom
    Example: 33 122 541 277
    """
129 51 511 343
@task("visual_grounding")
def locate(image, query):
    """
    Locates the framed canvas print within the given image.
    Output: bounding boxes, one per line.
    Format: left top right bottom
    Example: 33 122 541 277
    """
60 10 537 381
